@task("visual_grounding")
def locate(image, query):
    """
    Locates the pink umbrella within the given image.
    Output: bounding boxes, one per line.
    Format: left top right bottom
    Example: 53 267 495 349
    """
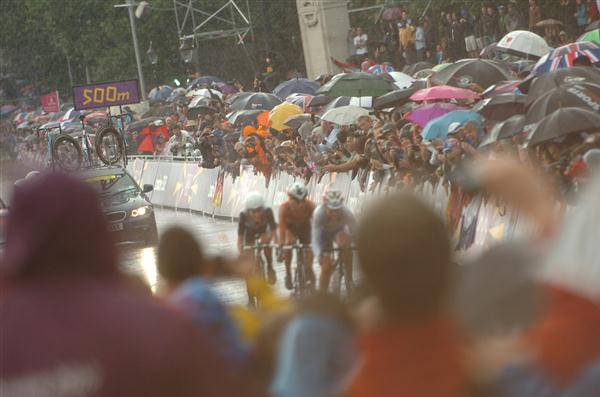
404 103 465 128
410 85 480 101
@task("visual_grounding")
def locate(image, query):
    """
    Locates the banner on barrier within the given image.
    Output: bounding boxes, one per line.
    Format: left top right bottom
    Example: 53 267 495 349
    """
213 169 225 208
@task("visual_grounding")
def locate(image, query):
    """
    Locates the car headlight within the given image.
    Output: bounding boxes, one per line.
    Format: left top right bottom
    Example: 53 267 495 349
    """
131 206 151 217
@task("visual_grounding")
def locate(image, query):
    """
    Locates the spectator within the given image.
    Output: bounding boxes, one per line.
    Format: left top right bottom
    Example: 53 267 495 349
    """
483 6 499 46
0 172 242 397
344 193 466 397
529 0 543 31
505 1 523 33
353 27 368 59
497 5 508 37
165 123 195 156
575 0 589 33
415 19 426 61
462 11 478 58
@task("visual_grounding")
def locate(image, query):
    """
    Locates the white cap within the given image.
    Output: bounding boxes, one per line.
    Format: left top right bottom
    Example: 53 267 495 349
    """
448 122 463 135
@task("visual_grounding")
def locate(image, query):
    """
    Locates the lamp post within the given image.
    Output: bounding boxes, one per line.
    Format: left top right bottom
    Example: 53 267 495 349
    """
179 36 195 77
147 41 158 86
114 0 147 100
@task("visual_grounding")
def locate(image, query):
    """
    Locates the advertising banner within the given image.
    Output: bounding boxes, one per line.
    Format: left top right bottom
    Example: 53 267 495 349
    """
41 91 60 113
73 79 140 110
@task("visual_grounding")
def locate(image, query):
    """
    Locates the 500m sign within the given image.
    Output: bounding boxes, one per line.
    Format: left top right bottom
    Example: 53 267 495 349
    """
73 79 140 110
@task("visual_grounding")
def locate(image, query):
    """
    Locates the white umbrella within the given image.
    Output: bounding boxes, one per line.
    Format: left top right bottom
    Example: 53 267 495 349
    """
387 71 416 89
496 30 552 59
321 105 369 126
186 88 223 99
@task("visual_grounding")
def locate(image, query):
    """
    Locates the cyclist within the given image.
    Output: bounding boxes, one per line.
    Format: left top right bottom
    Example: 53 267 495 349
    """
238 191 278 287
311 189 355 291
278 181 315 290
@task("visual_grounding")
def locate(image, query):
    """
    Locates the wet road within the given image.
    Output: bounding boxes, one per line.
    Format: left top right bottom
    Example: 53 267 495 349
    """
119 208 290 305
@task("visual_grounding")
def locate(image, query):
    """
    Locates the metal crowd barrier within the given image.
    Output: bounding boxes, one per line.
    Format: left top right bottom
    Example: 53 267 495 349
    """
125 155 531 254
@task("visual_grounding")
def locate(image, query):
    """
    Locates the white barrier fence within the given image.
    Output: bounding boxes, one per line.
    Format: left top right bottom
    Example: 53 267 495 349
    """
126 156 531 255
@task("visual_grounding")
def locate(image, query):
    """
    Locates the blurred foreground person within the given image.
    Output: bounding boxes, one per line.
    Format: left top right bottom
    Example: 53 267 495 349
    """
0 173 241 397
344 194 465 397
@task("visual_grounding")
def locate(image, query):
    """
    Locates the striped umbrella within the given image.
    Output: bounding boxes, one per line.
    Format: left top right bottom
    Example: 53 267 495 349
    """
530 42 600 76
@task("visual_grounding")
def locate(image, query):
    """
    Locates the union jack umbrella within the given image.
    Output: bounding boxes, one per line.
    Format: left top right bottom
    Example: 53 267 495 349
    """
367 63 394 75
285 94 313 112
531 42 600 76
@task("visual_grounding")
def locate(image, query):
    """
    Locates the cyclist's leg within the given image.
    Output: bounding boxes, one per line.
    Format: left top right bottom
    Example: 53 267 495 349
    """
259 231 275 284
282 232 296 290
318 231 335 291
296 223 315 286
336 230 353 290
244 233 258 307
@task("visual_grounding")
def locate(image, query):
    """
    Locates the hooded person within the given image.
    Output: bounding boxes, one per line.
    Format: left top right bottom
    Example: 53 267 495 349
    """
0 172 243 397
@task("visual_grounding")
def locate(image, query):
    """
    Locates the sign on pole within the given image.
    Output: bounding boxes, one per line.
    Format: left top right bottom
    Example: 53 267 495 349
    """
41 91 60 113
72 79 140 111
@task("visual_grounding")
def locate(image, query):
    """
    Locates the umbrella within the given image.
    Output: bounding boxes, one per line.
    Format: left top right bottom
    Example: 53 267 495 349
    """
413 69 434 79
148 85 173 101
283 113 312 130
1 104 16 117
13 111 28 124
496 30 551 59
187 75 223 91
125 117 164 133
373 82 426 110
479 115 527 148
188 105 219 120
272 78 320 99
226 110 263 125
189 96 216 108
166 87 187 102
368 64 394 75
536 19 563 27
215 82 238 95
509 60 537 74
384 71 415 89
432 59 515 90
530 42 600 76
472 94 527 121
522 66 600 98
316 72 396 97
481 80 523 98
404 103 464 128
432 63 452 72
307 94 335 109
229 92 282 111
526 107 600 146
422 110 482 141
186 88 223 99
322 96 373 113
321 105 369 126
403 62 434 76
285 94 313 112
578 29 600 44
226 91 253 104
525 82 600 124
410 85 479 101
268 102 303 131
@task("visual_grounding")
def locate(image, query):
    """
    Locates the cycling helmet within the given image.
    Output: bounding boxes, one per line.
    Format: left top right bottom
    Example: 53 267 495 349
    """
26 170 41 179
288 181 308 200
323 189 344 210
245 191 265 210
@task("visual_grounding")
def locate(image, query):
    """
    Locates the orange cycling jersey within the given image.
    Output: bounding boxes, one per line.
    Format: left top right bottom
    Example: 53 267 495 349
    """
279 199 315 231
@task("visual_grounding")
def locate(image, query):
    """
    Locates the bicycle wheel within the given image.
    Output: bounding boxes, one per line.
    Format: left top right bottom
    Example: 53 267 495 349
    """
52 134 83 172
96 127 125 165
295 248 306 297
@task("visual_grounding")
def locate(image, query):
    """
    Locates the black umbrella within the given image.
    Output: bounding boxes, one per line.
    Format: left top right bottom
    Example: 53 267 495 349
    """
283 113 313 130
526 107 600 146
125 117 164 133
432 59 515 90
321 96 373 113
307 94 335 109
479 115 526 148
520 66 600 97
403 61 433 76
225 91 253 104
472 94 527 121
480 42 500 59
373 81 427 110
586 20 600 32
228 92 282 111
526 83 600 124
226 109 263 125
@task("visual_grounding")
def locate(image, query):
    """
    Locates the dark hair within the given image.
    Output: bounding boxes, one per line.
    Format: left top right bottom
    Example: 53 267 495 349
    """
157 226 204 283
357 194 454 319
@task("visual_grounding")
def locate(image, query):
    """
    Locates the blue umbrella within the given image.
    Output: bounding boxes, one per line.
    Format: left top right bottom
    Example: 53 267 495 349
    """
273 78 320 99
148 85 174 101
422 110 482 141
187 76 223 91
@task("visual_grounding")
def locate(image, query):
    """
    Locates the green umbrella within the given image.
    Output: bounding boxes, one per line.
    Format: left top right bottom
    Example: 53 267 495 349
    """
578 29 600 44
432 63 452 72
315 72 396 97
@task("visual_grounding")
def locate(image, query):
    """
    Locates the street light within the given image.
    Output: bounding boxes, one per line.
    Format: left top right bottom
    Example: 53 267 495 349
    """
147 41 158 86
179 37 195 65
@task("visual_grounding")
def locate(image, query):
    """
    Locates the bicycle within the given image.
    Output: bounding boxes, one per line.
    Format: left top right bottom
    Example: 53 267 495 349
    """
243 242 272 307
51 114 125 171
280 244 314 298
324 246 356 299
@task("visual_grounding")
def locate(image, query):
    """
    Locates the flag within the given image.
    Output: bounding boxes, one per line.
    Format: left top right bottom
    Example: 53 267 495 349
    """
213 168 225 208
41 91 60 113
